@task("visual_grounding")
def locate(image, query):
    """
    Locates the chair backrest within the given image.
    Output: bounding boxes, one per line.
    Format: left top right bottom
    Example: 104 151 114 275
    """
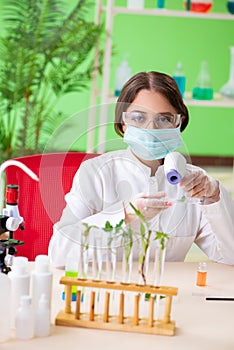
5 152 99 261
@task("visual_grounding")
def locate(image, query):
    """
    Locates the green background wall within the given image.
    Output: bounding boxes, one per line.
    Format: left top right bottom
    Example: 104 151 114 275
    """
59 0 234 157
1 0 234 157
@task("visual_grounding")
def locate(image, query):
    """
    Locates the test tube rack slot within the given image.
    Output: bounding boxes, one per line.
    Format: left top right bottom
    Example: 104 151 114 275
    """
55 277 178 336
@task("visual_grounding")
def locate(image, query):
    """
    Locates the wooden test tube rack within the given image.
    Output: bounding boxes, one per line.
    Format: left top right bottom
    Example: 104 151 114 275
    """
55 277 178 336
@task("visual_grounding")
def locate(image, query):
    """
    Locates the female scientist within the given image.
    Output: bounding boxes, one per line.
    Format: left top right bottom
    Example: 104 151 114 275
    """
48 71 234 267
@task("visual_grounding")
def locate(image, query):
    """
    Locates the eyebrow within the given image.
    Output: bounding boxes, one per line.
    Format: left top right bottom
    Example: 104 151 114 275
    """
128 110 174 115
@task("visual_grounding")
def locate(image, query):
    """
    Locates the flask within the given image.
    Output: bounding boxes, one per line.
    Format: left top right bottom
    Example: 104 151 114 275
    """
30 255 53 315
114 58 132 97
35 294 51 337
127 0 144 9
192 61 213 100
8 256 30 327
184 0 213 13
220 46 234 99
173 61 186 98
196 262 207 286
0 273 11 342
227 1 234 14
15 295 34 340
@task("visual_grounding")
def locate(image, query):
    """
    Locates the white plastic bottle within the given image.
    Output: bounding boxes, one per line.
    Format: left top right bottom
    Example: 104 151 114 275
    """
35 294 51 337
114 58 132 97
30 255 53 316
0 273 11 342
8 256 30 327
15 295 34 340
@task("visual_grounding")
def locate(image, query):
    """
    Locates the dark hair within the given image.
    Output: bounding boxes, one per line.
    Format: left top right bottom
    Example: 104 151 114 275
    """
114 71 189 137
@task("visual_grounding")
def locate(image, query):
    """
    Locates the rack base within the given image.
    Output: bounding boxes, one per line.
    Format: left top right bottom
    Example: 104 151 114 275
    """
55 310 176 336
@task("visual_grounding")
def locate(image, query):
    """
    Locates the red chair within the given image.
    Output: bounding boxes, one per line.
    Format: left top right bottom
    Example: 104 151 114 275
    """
5 152 99 261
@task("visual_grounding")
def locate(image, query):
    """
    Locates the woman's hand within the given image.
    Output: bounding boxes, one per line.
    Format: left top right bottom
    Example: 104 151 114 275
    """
181 169 220 205
124 191 172 223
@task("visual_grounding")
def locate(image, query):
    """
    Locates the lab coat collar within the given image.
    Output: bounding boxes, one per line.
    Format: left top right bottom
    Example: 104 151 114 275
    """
126 147 164 178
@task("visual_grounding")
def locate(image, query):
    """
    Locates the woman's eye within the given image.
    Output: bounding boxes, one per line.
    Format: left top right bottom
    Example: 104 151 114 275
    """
132 114 145 123
157 114 173 124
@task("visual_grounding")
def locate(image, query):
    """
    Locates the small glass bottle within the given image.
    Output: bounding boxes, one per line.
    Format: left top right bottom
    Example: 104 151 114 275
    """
173 61 186 98
196 262 207 286
227 0 234 14
192 61 213 100
157 0 165 8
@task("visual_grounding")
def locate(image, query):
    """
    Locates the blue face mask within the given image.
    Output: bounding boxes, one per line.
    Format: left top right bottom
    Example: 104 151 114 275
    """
123 125 183 160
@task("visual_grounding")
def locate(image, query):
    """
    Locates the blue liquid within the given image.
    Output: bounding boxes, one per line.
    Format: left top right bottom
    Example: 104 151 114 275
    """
157 0 165 8
114 89 121 97
173 76 186 98
192 87 213 100
227 2 234 14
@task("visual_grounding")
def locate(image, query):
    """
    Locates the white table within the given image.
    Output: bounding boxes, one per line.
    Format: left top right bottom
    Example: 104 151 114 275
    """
3 262 234 350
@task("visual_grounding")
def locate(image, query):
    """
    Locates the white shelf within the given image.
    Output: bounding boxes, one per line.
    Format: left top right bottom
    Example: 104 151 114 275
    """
107 93 234 108
184 93 234 107
101 7 234 21
185 98 234 107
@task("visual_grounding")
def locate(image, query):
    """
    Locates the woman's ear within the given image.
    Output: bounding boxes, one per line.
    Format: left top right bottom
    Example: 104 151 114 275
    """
122 123 127 133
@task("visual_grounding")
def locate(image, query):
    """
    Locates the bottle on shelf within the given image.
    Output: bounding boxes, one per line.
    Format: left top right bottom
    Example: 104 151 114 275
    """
227 0 234 14
127 0 144 9
184 0 213 13
220 46 234 99
157 0 165 8
114 57 132 97
15 295 34 340
172 61 186 98
192 61 213 100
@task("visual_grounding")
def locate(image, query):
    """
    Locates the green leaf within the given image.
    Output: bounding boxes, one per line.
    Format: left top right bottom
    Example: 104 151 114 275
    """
129 202 145 221
103 221 113 232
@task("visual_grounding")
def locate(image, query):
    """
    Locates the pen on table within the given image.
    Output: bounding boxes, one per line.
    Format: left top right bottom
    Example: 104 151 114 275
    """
206 297 234 301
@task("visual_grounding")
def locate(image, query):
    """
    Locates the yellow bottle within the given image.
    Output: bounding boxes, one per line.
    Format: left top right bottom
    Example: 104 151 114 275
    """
196 262 207 287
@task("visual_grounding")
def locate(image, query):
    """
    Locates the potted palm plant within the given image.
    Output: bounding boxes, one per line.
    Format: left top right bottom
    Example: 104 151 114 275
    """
0 0 103 159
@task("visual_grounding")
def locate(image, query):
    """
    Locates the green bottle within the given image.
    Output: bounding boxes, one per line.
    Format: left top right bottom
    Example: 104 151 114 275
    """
192 61 213 100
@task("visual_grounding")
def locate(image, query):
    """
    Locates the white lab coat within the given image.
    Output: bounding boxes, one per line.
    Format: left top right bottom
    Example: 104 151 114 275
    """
48 148 234 267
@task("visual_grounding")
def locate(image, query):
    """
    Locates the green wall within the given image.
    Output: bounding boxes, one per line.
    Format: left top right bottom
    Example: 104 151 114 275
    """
61 0 234 157
102 0 234 157
1 0 233 157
